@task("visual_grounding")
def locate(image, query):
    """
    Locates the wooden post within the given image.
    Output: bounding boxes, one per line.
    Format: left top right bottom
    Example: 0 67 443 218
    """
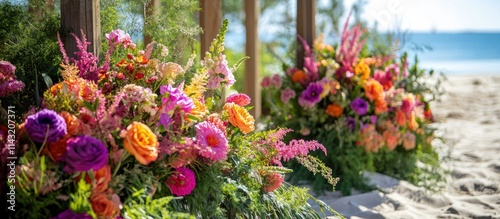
199 0 222 57
60 0 101 58
144 0 160 46
296 0 316 69
244 0 261 119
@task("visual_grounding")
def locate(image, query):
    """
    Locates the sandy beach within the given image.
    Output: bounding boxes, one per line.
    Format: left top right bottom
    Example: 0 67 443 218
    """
312 74 500 219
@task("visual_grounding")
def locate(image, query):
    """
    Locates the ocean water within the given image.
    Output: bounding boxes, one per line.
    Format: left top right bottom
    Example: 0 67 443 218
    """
226 31 500 75
405 33 500 74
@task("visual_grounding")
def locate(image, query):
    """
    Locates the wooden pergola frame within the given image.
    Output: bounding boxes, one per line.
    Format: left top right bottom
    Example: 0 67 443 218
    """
59 0 316 119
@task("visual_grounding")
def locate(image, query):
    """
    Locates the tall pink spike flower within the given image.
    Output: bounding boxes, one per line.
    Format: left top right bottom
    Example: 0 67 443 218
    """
335 10 367 79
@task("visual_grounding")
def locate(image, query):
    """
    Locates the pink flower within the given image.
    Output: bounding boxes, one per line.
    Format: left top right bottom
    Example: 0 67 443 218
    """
195 121 228 161
166 167 196 196
401 94 416 115
206 114 227 134
280 88 296 103
205 54 235 89
260 76 271 88
271 74 282 88
226 93 251 106
105 29 135 49
262 173 284 192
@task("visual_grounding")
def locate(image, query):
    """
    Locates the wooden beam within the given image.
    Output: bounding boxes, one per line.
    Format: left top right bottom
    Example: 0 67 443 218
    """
60 0 101 58
296 0 316 69
244 0 261 119
144 0 160 46
199 0 222 57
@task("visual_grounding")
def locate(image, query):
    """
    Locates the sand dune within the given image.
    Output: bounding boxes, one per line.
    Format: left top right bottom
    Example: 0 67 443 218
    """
314 75 500 219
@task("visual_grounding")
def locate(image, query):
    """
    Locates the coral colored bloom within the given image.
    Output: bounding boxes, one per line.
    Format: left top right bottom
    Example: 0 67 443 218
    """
226 93 251 106
262 173 284 192
84 165 112 192
123 122 159 165
402 132 416 150
364 78 384 102
298 82 323 108
395 109 406 126
195 121 228 161
374 99 388 115
25 109 67 143
280 87 296 103
291 69 307 83
59 111 87 136
170 146 198 168
350 98 369 116
206 114 227 133
46 135 70 162
166 167 196 196
224 103 255 134
325 103 343 117
90 192 121 218
63 135 108 174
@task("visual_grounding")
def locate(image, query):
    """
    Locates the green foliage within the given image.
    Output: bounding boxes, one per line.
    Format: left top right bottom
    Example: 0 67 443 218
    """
69 179 97 218
0 1 61 116
122 188 194 219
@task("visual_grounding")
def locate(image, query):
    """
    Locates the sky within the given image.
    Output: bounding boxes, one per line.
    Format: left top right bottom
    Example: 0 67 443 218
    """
343 0 500 32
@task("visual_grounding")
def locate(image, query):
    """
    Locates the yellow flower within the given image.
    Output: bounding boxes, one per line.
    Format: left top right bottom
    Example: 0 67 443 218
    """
354 59 371 82
224 102 255 134
123 122 159 165
189 98 208 121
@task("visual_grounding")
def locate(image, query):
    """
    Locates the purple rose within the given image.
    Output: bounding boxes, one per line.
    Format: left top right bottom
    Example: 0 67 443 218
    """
63 135 108 174
350 98 368 116
25 109 67 143
298 82 323 108
50 209 92 219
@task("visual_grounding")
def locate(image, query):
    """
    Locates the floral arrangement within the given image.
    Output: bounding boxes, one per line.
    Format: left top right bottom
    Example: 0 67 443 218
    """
0 60 25 98
261 18 444 194
3 20 343 219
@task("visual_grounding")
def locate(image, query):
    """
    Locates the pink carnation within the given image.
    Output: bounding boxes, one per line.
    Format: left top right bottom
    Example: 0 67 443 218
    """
271 74 282 88
195 121 228 161
280 87 296 103
260 76 271 88
226 93 251 106
166 167 196 196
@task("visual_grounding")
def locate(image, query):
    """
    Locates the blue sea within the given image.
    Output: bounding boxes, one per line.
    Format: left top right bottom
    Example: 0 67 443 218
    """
405 33 500 75
226 32 500 75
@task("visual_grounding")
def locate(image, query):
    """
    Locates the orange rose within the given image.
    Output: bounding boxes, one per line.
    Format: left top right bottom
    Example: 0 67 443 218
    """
123 122 159 165
59 111 87 136
88 165 112 192
325 103 343 117
46 135 69 161
374 99 388 115
364 79 384 102
90 191 120 219
292 69 307 83
224 103 255 134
